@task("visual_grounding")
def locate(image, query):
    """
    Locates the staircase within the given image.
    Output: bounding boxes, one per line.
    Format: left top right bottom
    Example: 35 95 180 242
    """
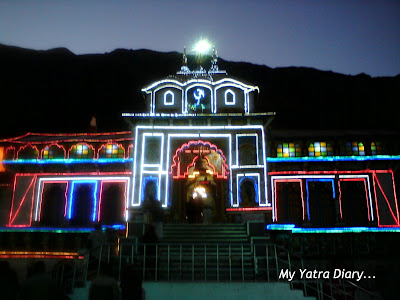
141 223 253 281
70 223 381 300
162 223 249 244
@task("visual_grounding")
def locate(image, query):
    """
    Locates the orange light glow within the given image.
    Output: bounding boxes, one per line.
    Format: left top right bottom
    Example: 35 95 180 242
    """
0 251 84 259
0 147 5 172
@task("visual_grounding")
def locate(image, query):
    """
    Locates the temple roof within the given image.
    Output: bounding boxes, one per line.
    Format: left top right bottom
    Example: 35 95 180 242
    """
0 131 133 144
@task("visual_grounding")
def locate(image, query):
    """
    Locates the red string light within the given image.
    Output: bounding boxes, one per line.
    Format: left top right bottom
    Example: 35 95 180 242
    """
126 144 134 159
226 207 272 212
38 181 69 222
8 172 131 227
16 144 39 160
270 170 399 227
274 179 305 222
372 172 399 225
0 251 84 260
5 146 16 160
97 180 128 222
40 143 66 159
0 131 133 144
9 176 37 226
338 178 370 221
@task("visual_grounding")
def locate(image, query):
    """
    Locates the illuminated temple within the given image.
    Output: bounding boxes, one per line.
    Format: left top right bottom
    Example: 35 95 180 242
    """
0 46 399 299
1 48 399 230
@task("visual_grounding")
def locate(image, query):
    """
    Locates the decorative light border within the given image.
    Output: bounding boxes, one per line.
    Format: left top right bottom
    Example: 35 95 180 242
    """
37 181 69 222
16 144 39 160
98 180 128 222
164 90 175 106
140 175 159 203
138 133 164 206
269 170 398 227
41 143 66 159
372 171 400 226
224 89 235 105
185 84 212 113
67 180 98 221
8 175 37 226
0 251 85 259
2 158 133 164
142 78 259 114
305 178 336 220
67 142 95 159
235 133 259 166
28 173 131 223
5 146 16 160
97 142 126 159
170 140 229 179
338 175 374 222
214 83 251 113
236 173 261 207
124 112 273 118
226 207 271 212
272 178 305 222
131 125 268 208
266 224 400 233
0 224 125 233
0 131 133 144
270 175 337 222
268 155 400 162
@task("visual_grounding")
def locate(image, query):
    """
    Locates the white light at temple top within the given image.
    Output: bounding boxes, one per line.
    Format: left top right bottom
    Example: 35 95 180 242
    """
193 186 207 198
194 40 211 54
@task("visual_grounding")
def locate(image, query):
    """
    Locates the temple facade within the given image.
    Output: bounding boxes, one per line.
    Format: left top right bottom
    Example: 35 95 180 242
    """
0 49 399 231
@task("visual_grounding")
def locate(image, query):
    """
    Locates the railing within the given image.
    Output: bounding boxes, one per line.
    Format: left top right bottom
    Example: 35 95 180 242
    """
52 254 88 295
82 241 382 300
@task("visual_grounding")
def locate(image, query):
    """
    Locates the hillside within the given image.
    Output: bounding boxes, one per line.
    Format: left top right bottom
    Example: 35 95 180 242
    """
0 44 399 138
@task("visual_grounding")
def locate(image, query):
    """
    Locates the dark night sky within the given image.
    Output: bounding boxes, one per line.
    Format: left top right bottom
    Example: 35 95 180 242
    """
0 0 399 77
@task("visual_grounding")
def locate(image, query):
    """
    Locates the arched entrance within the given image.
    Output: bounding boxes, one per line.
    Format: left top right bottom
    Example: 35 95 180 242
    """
170 140 229 223
239 178 257 207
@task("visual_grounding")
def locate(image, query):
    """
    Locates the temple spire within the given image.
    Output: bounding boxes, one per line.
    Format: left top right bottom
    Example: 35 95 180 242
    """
180 46 190 73
182 47 188 67
210 47 219 72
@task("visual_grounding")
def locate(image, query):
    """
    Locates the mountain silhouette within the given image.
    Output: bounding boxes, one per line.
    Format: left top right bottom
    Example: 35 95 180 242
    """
1 43 399 138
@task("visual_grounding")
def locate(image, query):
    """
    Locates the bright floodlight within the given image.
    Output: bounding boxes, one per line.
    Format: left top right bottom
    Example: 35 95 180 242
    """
194 40 211 54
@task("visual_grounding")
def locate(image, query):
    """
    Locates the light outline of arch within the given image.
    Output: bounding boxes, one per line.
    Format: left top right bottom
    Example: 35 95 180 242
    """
41 143 67 159
97 142 126 159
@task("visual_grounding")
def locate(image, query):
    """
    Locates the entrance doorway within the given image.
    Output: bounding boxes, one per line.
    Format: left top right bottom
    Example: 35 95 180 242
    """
170 141 229 223
40 183 68 226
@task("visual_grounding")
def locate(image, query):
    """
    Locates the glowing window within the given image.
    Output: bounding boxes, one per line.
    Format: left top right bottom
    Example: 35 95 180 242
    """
345 142 365 156
128 145 134 158
70 144 94 159
277 143 302 158
99 144 124 159
371 142 382 155
164 90 174 105
308 142 334 157
42 145 65 159
224 89 235 105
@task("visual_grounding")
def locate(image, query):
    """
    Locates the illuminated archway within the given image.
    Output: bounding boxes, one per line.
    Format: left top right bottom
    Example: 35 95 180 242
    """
170 140 229 179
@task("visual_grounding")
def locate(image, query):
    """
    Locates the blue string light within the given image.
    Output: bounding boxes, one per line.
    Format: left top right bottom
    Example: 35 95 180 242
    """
68 181 98 221
268 155 400 163
305 178 336 220
266 224 400 233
